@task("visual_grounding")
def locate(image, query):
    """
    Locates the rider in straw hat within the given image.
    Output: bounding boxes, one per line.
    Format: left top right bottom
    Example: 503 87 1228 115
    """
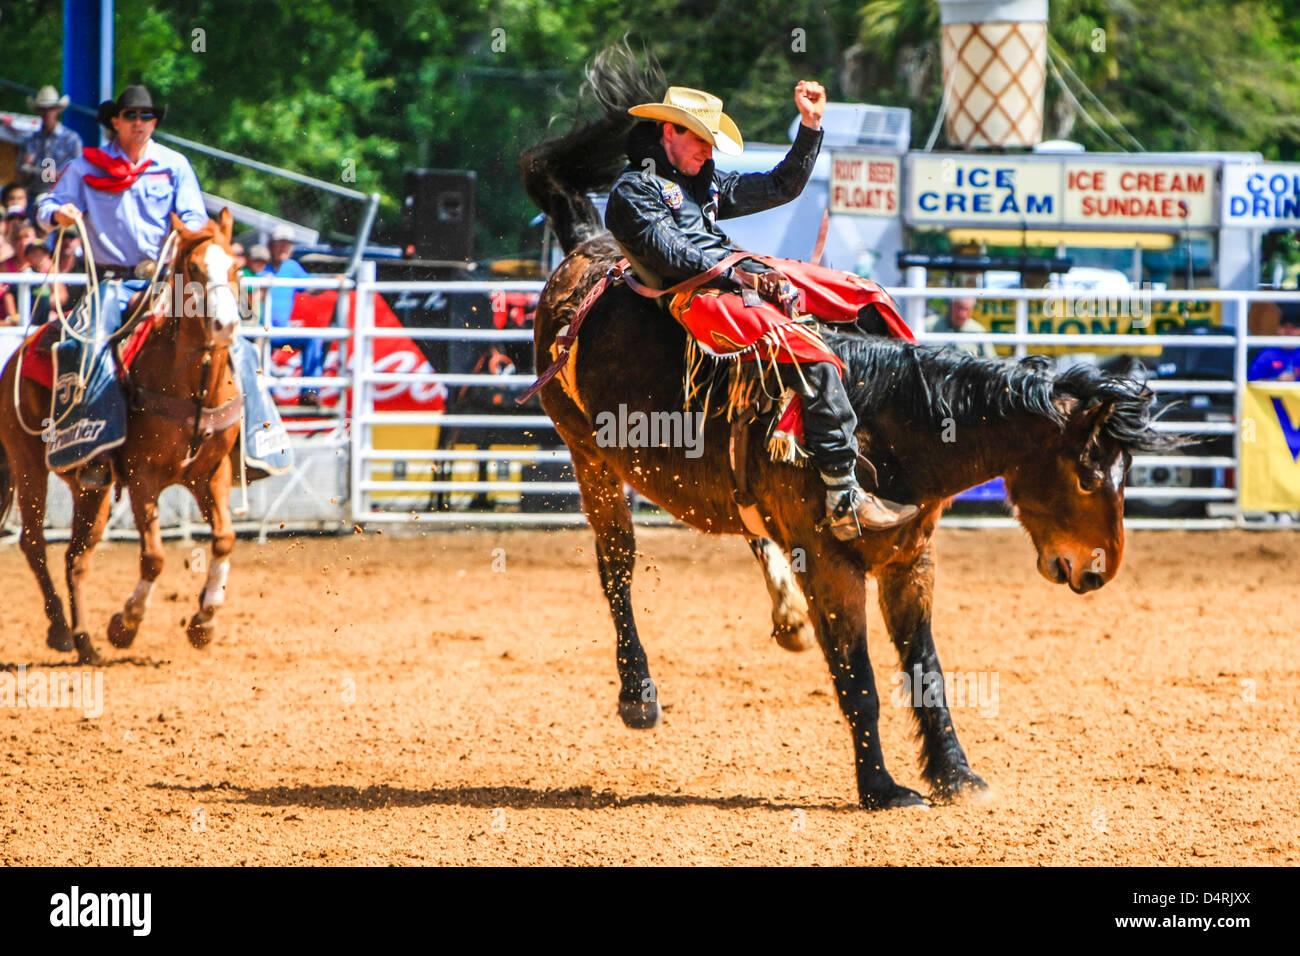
605 82 919 538
18 86 83 199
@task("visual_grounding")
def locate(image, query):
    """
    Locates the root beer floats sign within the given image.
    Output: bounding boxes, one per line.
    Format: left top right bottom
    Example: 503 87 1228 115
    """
904 155 1218 228
829 155 899 216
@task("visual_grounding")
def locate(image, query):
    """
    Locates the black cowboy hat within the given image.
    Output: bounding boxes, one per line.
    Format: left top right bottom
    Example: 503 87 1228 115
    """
96 85 166 129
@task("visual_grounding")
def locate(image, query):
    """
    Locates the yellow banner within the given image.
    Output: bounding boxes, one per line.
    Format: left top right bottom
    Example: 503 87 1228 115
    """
1241 383 1300 511
973 298 1222 356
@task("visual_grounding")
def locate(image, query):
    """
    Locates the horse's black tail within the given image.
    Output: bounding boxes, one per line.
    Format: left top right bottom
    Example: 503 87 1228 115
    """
520 39 665 254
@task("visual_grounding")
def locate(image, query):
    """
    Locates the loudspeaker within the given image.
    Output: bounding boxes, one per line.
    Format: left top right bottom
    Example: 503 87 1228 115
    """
403 168 476 261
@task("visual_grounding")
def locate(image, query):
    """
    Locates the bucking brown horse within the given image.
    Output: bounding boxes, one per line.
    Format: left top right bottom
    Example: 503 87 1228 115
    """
0 210 244 663
520 50 1183 809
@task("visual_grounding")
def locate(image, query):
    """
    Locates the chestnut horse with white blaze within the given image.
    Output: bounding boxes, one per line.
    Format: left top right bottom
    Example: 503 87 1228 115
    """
519 49 1184 810
0 210 244 662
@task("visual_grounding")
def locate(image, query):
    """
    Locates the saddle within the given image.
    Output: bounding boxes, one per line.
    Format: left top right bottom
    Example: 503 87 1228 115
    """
19 309 155 391
17 285 163 471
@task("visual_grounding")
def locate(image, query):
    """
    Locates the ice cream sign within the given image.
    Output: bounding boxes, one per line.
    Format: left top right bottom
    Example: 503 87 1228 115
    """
908 156 1058 224
1064 162 1215 227
906 155 1219 229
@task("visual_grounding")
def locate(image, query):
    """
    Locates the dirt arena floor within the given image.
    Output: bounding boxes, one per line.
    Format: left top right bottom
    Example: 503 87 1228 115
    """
0 525 1295 866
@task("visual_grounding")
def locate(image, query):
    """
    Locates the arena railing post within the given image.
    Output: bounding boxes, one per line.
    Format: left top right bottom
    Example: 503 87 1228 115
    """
348 261 376 526
1233 290 1248 529
1013 296 1028 360
17 282 31 328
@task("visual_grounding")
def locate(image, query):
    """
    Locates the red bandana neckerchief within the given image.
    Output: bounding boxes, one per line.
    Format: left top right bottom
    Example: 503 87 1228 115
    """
83 146 154 193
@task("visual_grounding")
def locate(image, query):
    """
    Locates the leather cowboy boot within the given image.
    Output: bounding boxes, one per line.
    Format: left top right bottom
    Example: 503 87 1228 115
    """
822 472 918 537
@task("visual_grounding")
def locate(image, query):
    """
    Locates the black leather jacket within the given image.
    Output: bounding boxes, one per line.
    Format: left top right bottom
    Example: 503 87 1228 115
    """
604 121 824 291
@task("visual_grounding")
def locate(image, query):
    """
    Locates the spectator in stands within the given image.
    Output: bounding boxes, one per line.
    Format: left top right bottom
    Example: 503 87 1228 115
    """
242 243 270 323
17 87 83 202
246 243 269 274
2 222 37 269
21 240 56 323
927 295 996 359
23 239 52 277
261 225 320 403
1 221 38 323
2 184 29 226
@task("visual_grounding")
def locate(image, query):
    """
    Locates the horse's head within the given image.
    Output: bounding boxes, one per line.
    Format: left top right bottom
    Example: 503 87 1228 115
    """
169 208 240 347
1002 366 1178 593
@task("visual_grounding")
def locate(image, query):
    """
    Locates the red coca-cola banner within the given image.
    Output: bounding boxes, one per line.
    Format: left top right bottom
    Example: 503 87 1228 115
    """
266 290 448 412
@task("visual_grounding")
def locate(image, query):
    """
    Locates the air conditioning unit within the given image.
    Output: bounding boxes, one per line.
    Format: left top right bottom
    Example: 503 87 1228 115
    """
788 104 912 151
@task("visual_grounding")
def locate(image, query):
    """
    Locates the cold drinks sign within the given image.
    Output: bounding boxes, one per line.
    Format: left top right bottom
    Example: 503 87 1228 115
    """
1221 161 1300 228
904 154 1217 229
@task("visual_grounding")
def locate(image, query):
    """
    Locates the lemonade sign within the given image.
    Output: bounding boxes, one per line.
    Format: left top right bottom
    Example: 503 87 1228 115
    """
972 294 1222 355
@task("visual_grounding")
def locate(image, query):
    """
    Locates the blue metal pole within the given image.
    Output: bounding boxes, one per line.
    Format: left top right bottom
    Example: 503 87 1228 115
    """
62 0 113 147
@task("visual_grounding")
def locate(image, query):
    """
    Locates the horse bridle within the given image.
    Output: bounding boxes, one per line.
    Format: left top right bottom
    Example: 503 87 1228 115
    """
122 234 244 469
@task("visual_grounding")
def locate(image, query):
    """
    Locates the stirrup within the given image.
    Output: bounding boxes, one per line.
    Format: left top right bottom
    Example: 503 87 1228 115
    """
823 485 918 538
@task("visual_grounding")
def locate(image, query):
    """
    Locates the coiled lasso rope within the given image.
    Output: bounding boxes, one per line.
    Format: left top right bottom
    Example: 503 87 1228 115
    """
12 210 179 437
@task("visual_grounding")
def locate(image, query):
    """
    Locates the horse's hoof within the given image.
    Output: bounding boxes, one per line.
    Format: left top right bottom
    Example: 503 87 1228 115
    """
46 622 75 653
772 618 814 653
930 770 993 806
107 613 140 649
618 698 662 729
73 631 102 665
860 783 930 811
186 613 215 648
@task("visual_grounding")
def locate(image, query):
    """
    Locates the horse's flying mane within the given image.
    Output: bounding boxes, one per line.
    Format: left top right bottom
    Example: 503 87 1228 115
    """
831 335 1186 454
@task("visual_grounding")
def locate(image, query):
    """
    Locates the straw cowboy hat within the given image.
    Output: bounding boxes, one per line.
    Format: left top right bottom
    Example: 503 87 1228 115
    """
629 87 744 155
27 86 69 111
96 85 166 129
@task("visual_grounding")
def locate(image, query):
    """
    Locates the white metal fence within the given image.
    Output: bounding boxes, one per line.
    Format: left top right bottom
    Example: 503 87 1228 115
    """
3 267 1298 539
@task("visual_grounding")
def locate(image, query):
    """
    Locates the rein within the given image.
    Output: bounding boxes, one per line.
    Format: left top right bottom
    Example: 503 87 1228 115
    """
124 253 242 471
518 250 752 405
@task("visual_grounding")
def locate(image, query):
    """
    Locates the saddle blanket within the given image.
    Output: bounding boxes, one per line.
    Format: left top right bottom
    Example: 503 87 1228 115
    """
668 255 912 369
230 336 292 476
44 283 130 471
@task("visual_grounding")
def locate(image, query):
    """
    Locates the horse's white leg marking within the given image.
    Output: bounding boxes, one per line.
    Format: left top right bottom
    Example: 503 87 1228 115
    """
201 557 230 611
753 539 812 651
123 578 154 624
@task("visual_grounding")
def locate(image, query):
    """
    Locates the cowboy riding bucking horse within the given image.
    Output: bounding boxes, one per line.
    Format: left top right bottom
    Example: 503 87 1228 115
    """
603 80 919 538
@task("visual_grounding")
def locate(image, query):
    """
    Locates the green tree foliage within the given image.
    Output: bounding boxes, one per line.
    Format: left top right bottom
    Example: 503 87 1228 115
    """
853 0 1300 157
3 0 1300 258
